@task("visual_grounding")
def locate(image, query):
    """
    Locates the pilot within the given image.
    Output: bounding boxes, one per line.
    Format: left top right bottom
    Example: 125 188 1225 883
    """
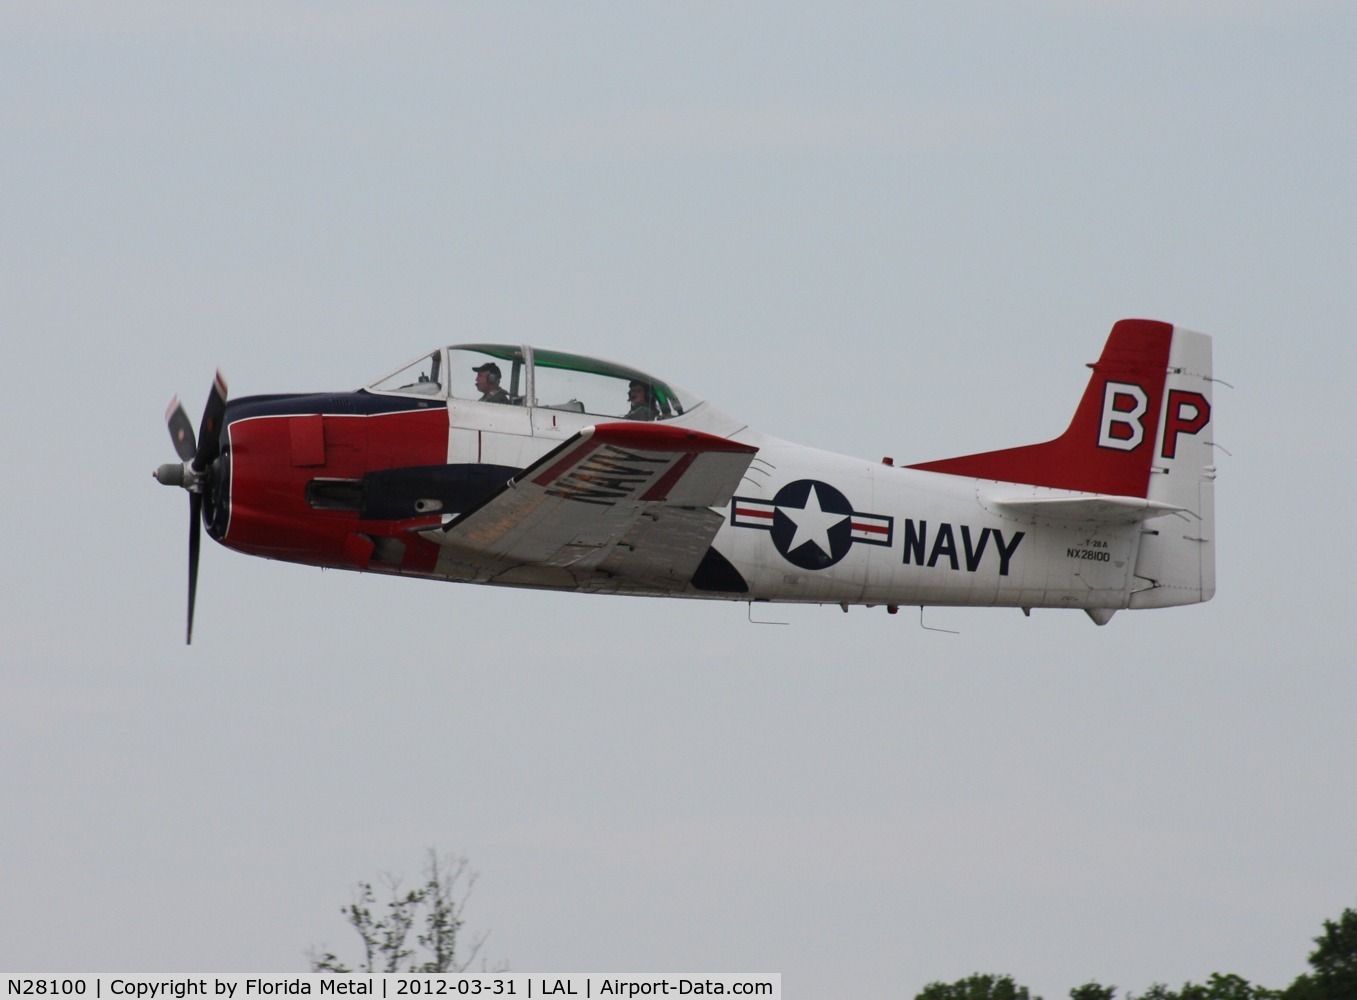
625 380 659 421
473 362 511 404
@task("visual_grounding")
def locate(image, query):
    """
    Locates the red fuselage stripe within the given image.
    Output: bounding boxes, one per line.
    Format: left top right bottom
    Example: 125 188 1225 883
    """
850 521 890 535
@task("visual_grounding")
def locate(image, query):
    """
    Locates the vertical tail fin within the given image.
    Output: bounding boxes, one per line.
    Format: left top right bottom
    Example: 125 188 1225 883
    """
908 319 1216 607
908 319 1177 496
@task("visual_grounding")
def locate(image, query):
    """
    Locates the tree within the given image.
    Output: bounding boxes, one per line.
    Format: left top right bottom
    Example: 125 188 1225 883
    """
1125 975 1280 1000
1282 905 1357 1000
914 973 1040 1000
1305 906 1357 998
1070 985 1116 1000
309 849 495 973
910 901 1357 1000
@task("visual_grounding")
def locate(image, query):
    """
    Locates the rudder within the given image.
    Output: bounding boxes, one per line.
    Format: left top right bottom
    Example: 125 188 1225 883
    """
1130 327 1216 607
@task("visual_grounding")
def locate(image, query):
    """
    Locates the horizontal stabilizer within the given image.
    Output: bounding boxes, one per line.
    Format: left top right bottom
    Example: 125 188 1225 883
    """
991 494 1187 526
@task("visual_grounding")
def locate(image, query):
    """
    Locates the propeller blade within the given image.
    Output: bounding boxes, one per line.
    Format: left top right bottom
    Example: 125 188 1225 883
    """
193 371 229 473
187 492 202 645
162 372 227 643
167 397 196 462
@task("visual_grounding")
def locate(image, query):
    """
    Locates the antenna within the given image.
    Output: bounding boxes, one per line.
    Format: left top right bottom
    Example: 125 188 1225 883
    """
919 607 959 635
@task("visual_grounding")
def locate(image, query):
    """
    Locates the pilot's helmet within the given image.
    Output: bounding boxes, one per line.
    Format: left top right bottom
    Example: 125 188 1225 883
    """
473 362 502 380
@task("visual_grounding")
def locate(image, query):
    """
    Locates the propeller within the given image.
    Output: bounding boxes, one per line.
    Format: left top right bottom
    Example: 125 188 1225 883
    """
154 372 228 644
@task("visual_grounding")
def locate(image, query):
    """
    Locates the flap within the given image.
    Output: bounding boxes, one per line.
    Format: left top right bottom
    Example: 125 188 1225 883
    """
425 423 757 583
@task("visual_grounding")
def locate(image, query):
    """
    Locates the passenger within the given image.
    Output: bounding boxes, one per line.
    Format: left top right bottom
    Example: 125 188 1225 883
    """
625 380 659 421
473 362 510 404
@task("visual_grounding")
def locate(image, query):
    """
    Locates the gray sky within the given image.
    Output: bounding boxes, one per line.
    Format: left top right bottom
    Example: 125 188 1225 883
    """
3 3 1355 996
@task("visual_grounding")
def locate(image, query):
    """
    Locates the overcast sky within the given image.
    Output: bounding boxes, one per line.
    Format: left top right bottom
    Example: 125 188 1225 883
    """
4 3 1356 996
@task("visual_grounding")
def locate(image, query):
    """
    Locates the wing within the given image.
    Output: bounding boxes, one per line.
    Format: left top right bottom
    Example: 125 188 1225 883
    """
424 423 758 591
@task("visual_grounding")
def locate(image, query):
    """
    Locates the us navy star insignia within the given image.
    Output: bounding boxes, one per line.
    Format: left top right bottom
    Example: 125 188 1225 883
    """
730 479 894 570
782 483 848 558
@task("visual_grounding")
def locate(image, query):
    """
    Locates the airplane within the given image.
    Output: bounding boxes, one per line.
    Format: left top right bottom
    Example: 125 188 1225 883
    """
155 319 1216 643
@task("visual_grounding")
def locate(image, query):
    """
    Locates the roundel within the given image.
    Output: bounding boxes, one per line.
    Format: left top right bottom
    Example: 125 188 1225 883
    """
770 479 854 570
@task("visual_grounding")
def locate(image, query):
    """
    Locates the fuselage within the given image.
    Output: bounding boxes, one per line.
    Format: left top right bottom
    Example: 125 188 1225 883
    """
209 376 1166 614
